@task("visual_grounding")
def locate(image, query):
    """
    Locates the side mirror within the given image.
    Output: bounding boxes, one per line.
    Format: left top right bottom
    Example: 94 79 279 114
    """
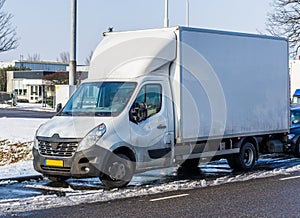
56 103 62 113
130 102 147 123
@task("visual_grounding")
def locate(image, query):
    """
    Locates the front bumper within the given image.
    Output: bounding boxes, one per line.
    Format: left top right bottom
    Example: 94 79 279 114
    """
33 145 111 178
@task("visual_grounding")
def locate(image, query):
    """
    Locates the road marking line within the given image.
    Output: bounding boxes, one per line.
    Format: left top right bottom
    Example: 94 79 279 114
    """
150 194 189 202
280 175 300 181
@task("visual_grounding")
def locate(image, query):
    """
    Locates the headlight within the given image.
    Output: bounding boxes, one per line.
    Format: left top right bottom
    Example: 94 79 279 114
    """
33 123 45 150
288 134 295 141
77 123 106 151
33 131 39 149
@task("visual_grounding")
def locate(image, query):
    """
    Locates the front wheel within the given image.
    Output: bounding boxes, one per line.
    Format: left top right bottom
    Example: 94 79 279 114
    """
100 153 135 189
227 142 257 171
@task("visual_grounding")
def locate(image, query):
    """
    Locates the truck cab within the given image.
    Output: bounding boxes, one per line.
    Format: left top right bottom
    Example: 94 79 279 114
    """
33 76 174 188
33 29 177 188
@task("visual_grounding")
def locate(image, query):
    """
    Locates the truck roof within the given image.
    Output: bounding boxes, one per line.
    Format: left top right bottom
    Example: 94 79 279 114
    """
88 28 177 80
103 26 287 42
179 26 287 42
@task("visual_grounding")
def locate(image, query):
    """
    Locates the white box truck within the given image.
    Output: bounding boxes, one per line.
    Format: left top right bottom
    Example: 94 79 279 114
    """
33 26 290 188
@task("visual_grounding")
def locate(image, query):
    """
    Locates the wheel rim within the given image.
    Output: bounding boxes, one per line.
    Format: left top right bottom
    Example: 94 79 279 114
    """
243 147 254 167
109 161 126 180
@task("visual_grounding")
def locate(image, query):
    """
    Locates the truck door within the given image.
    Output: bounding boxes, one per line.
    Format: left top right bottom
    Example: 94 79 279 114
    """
129 81 173 170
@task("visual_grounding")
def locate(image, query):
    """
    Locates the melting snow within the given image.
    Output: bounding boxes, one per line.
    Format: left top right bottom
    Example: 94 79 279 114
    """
0 117 48 143
1 164 300 215
1 115 300 216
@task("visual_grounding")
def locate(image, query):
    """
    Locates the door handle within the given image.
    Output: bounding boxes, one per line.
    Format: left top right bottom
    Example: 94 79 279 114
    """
157 124 167 129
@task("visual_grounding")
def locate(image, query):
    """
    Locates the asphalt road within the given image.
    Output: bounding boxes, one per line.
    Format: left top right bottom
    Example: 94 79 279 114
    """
18 172 300 217
0 108 56 119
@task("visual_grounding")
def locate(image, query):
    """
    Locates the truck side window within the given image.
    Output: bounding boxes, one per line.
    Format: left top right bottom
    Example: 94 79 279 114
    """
130 84 162 123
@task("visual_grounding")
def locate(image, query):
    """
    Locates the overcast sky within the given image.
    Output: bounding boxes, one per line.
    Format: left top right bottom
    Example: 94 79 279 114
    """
1 0 274 64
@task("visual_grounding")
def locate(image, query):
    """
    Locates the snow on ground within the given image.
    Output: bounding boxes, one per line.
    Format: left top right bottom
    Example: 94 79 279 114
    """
0 102 51 143
0 106 48 176
1 164 300 215
0 118 48 143
1 107 300 215
0 140 33 166
0 104 9 108
0 160 39 180
0 117 48 169
0 103 54 111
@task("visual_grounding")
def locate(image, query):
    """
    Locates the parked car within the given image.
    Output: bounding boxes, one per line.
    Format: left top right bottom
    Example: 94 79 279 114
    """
288 107 300 157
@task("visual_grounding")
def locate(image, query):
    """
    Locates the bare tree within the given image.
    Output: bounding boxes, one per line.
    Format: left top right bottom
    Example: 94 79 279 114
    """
27 53 41 61
85 51 93 65
0 0 18 52
57 51 70 63
42 71 69 85
267 0 300 57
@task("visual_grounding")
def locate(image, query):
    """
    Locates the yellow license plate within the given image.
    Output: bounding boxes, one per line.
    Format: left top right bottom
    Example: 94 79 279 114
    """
44 159 64 167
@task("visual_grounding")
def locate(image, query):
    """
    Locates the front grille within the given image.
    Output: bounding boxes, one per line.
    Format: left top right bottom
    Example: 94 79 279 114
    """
38 140 79 157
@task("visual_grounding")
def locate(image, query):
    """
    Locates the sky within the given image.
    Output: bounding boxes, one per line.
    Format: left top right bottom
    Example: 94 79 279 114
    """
1 0 274 65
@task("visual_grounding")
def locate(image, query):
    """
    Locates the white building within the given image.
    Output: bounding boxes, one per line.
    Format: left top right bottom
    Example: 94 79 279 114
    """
0 60 68 71
3 60 89 104
6 71 56 103
290 60 300 97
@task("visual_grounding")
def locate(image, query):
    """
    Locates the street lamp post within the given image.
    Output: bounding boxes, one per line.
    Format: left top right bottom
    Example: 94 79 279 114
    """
69 0 77 86
186 0 189 27
164 0 169 28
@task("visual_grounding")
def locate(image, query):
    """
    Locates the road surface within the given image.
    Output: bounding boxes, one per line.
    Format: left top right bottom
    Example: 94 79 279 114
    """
0 108 56 119
19 171 300 217
1 155 299 217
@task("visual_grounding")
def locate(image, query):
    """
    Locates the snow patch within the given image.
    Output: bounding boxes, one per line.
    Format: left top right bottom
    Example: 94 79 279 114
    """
1 115 300 216
0 118 48 143
0 160 40 181
1 164 300 216
0 103 54 111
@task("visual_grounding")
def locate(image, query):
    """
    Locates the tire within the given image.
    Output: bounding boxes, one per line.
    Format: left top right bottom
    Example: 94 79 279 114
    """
179 158 200 169
293 140 300 158
227 142 257 171
47 176 69 182
100 153 135 189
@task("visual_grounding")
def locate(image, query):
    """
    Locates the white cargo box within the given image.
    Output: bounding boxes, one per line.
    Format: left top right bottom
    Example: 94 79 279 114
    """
172 27 289 143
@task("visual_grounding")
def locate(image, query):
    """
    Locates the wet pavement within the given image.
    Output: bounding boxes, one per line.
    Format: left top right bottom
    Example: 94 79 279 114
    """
0 108 55 119
1 154 300 201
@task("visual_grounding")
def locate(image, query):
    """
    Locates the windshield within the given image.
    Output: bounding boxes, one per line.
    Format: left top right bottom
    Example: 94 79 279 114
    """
291 108 300 127
61 82 136 116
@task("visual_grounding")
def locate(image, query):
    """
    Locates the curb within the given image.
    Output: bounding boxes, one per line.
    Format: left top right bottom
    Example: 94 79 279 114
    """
0 175 43 183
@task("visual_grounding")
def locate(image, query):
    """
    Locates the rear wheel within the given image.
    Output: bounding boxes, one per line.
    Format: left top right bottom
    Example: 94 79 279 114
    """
179 158 200 169
227 142 256 171
100 153 135 189
293 140 300 158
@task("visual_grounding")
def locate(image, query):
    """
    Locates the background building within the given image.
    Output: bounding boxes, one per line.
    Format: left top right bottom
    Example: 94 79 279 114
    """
7 71 58 103
0 60 68 71
3 60 88 105
290 60 300 98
